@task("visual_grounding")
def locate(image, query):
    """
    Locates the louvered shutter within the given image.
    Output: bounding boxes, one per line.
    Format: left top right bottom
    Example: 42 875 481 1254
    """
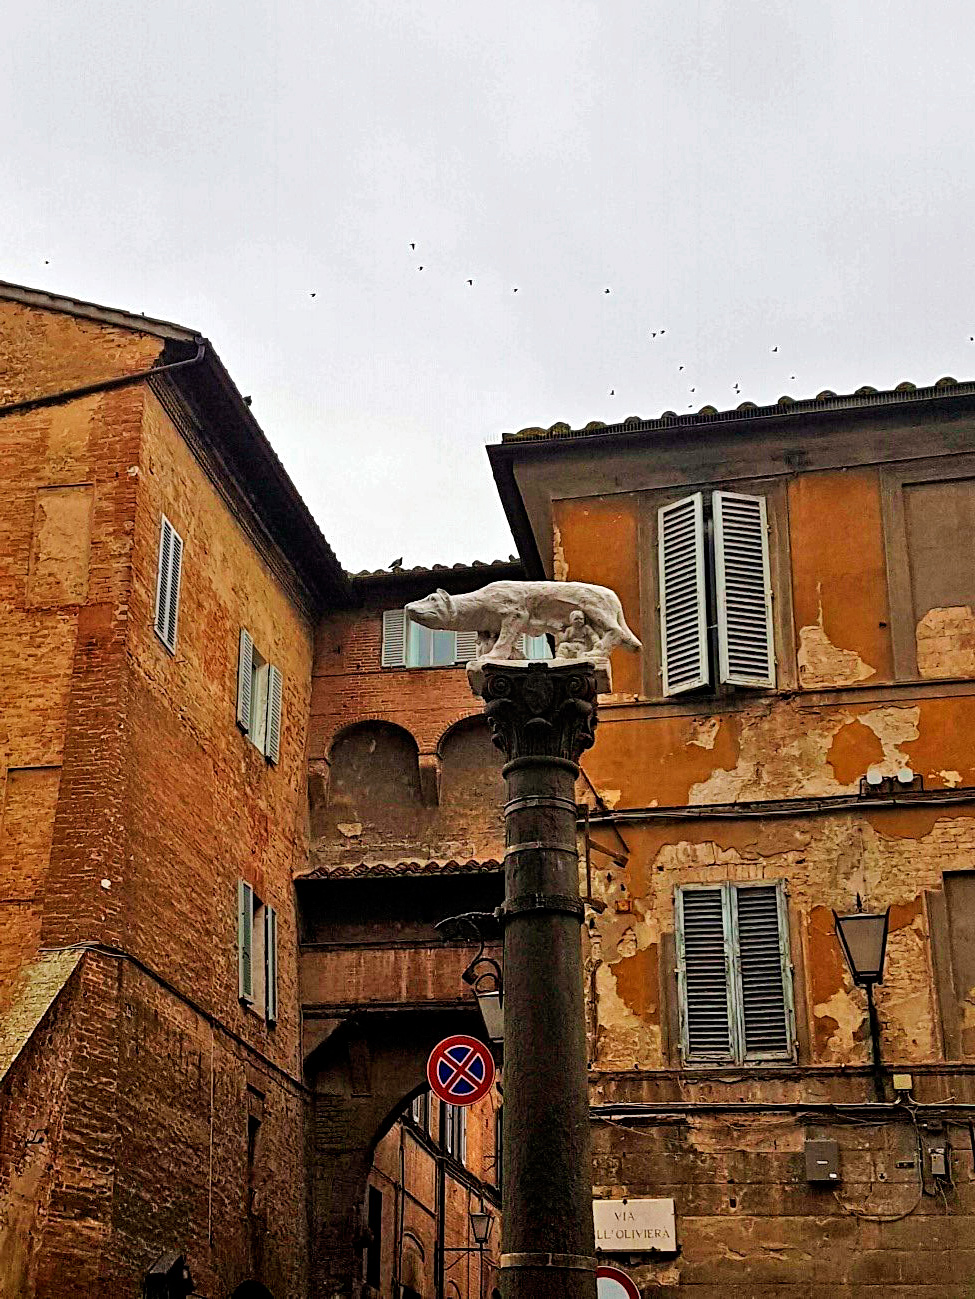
265 665 283 764
676 886 734 1062
658 494 709 695
713 491 775 688
732 883 794 1061
238 880 254 1002
382 609 408 666
154 516 183 653
264 905 278 1024
454 630 479 662
236 629 254 731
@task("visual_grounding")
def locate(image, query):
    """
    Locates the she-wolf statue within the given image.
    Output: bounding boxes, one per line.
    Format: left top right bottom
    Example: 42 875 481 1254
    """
405 580 642 662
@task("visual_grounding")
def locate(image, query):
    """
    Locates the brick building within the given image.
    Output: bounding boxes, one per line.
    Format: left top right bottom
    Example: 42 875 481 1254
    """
0 282 505 1299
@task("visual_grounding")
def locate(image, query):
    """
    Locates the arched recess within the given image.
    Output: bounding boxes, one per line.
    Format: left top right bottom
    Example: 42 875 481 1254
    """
306 1005 486 1299
230 1284 274 1299
438 716 505 847
315 721 426 842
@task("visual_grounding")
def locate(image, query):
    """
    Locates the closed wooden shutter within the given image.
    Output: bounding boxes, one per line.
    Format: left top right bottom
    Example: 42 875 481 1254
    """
733 883 794 1060
454 630 479 662
265 905 278 1024
382 609 408 666
676 886 734 1061
658 494 709 695
265 665 283 765
154 516 183 653
713 491 775 688
236 629 254 731
238 880 254 1002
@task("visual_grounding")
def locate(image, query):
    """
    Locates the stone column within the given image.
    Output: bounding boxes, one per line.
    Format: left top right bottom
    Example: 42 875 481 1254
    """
469 658 603 1299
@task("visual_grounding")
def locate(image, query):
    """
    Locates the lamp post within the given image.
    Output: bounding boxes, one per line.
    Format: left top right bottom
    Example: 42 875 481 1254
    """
833 896 891 1100
468 657 601 1299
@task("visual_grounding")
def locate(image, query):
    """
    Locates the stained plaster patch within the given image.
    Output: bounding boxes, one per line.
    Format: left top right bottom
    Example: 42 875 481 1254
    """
552 523 569 581
687 717 720 750
797 587 876 688
916 605 975 679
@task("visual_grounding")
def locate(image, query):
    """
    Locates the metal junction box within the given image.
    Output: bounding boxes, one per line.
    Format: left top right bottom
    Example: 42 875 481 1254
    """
805 1138 840 1182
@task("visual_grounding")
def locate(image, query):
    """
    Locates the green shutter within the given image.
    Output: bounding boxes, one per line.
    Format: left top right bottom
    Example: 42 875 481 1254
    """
265 905 278 1024
265 665 283 764
236 629 254 731
731 883 795 1061
675 885 734 1062
658 494 709 695
238 880 254 1002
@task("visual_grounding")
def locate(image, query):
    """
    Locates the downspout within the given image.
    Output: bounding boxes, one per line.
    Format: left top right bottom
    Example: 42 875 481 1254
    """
0 341 207 419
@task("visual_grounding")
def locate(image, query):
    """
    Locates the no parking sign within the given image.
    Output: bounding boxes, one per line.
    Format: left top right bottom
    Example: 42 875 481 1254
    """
597 1264 641 1299
426 1035 495 1107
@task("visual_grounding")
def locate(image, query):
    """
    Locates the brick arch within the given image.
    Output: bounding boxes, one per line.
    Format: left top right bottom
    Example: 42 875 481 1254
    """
306 1005 488 1298
325 720 423 822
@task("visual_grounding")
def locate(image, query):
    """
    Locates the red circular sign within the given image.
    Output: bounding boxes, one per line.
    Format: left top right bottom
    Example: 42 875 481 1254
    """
426 1035 495 1107
596 1264 641 1299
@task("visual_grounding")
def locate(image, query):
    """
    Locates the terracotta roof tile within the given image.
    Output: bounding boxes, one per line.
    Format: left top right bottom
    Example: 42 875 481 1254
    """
297 858 502 881
500 376 975 443
349 557 520 581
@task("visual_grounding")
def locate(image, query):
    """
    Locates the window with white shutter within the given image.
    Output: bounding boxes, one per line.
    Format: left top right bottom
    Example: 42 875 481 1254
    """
658 494 709 696
264 905 278 1024
154 516 183 654
713 491 775 688
265 665 283 765
676 881 795 1065
382 609 409 666
236 630 283 766
236 629 254 731
454 630 480 662
238 880 254 1003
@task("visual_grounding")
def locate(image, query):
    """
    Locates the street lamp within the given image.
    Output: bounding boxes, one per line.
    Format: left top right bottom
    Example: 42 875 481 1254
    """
470 1208 494 1247
833 896 891 1099
464 956 504 1046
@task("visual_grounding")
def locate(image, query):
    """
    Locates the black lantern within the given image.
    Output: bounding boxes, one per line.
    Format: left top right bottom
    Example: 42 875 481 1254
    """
833 900 890 986
470 1208 494 1246
462 955 504 1046
833 896 891 1099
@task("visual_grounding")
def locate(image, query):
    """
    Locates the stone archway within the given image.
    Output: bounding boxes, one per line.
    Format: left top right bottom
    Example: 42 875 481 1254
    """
306 1005 487 1298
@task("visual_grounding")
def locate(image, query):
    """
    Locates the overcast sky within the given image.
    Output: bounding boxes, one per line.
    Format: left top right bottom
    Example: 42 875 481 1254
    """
4 2 975 572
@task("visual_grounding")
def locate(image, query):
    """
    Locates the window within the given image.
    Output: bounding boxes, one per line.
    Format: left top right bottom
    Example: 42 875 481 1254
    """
237 629 284 764
658 492 774 696
154 515 183 653
494 1105 503 1191
238 881 278 1024
675 881 795 1065
366 1186 382 1289
443 1102 467 1163
410 1090 429 1131
382 609 551 668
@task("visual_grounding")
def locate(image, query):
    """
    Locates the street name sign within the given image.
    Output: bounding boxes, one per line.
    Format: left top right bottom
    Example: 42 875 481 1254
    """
596 1264 641 1299
426 1035 495 1106
593 1197 677 1252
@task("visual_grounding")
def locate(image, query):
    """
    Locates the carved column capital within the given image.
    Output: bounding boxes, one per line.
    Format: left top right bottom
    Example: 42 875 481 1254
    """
468 660 603 765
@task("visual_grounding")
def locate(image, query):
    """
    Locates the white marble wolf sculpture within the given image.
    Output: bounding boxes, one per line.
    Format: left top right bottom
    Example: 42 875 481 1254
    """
405 580 642 661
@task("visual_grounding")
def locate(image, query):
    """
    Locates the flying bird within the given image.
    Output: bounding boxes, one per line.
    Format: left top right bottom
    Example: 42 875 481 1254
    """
679 365 684 371
650 331 657 339
661 330 666 335
604 288 611 294
418 266 424 271
409 242 415 250
690 387 696 393
771 345 778 352
467 279 473 286
512 287 519 293
310 292 316 298
44 259 49 265
609 389 615 396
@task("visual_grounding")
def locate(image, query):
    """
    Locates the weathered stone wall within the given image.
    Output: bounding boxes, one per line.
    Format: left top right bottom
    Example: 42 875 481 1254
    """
544 451 975 1292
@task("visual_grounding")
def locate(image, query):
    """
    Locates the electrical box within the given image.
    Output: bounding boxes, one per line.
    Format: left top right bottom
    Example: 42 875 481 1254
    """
805 1138 840 1182
929 1146 948 1177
